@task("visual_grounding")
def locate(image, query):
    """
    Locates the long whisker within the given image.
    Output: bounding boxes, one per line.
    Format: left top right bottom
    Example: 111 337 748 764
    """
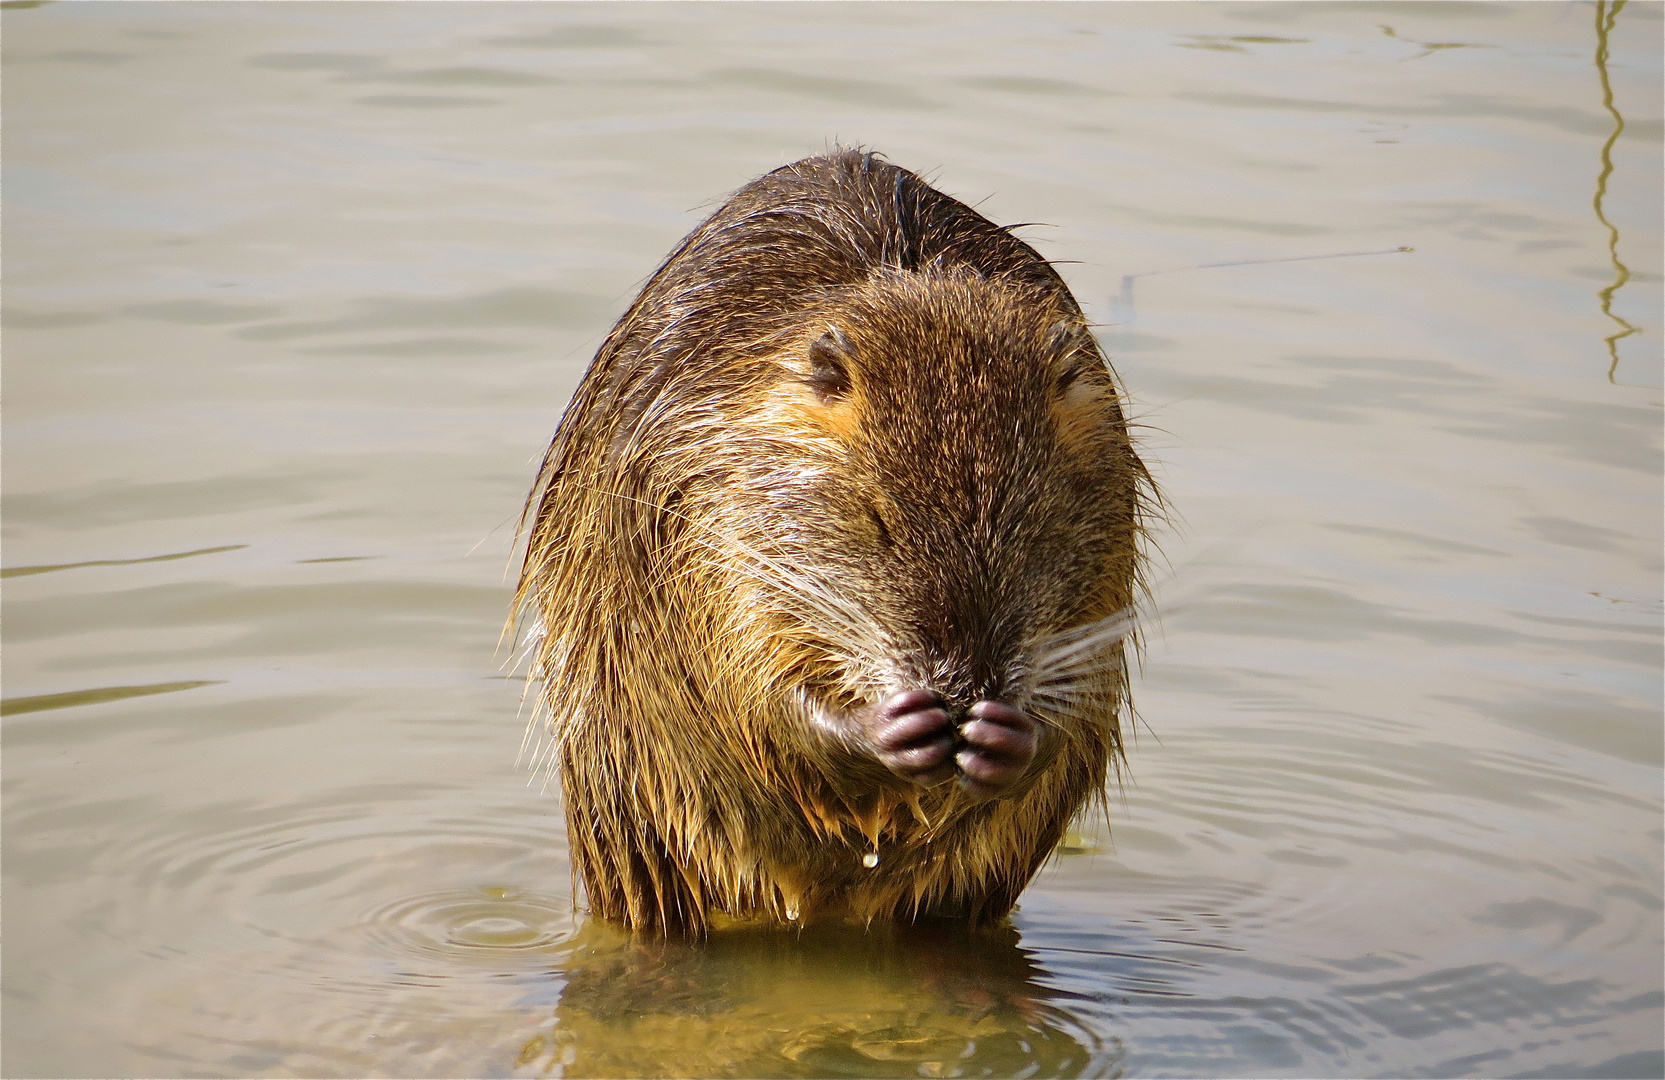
1034 610 1139 671
524 483 886 682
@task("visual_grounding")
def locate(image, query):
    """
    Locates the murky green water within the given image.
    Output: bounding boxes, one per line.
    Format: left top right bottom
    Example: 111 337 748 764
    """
4 2 1660 1077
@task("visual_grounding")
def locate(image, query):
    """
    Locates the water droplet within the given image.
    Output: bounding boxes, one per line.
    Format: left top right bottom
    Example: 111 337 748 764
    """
862 852 880 868
1056 830 1098 854
785 905 800 921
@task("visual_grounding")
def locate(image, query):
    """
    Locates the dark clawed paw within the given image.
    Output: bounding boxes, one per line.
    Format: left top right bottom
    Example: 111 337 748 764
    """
954 701 1038 801
860 693 1038 797
868 689 955 787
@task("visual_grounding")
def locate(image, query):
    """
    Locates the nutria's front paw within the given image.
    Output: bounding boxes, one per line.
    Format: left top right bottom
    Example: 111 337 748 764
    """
863 692 1038 799
867 689 957 787
954 701 1038 801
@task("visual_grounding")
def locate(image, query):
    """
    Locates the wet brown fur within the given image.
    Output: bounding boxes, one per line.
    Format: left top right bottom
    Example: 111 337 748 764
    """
515 150 1154 935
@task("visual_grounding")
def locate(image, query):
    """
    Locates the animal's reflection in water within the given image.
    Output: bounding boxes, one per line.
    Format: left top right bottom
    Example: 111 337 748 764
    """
515 918 1122 1078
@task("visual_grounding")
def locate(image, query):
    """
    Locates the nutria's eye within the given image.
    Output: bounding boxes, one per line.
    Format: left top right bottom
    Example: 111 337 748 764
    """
868 506 893 548
805 328 854 404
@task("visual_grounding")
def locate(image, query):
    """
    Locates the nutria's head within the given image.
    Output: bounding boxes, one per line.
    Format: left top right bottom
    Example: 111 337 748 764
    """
701 268 1146 800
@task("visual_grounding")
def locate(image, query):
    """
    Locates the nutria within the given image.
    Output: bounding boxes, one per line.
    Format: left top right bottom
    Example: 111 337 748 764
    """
515 149 1153 935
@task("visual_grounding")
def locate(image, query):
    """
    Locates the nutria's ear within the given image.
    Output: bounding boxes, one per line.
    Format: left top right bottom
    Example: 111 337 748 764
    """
1045 319 1080 353
1046 319 1094 393
805 327 855 404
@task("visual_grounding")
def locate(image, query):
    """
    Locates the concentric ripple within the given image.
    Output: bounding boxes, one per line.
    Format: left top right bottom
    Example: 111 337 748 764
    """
771 1007 1119 1079
362 886 574 961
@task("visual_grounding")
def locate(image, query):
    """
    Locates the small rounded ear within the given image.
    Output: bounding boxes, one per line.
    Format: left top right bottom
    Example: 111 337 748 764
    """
805 327 854 403
1047 319 1092 393
1045 319 1081 355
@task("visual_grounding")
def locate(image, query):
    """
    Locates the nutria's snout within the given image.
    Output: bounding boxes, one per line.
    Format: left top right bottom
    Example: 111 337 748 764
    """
862 689 1040 801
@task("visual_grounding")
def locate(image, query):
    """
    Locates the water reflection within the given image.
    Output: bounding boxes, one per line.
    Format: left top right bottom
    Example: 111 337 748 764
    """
520 920 1120 1079
0 542 245 578
1378 24 1494 62
1592 0 1639 382
0 678 220 716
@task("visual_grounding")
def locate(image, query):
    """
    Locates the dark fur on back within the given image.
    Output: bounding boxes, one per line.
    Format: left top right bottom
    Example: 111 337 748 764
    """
517 150 1152 935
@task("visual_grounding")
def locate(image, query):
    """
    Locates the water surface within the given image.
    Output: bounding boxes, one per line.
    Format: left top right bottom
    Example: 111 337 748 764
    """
4 3 1660 1077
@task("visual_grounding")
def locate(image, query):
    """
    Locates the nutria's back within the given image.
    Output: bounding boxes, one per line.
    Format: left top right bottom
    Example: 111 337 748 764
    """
518 150 1152 935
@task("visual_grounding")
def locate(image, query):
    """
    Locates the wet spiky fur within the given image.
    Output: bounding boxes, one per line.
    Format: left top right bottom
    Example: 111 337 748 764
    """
514 150 1153 935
